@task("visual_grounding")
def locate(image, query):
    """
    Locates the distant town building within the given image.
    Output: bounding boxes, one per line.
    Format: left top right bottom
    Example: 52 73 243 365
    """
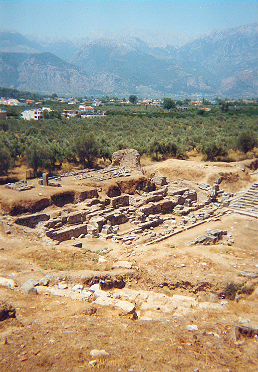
79 105 94 112
62 109 79 118
21 109 43 120
0 98 20 106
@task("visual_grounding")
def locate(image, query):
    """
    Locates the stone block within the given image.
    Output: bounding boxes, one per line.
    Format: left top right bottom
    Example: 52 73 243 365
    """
67 212 83 225
157 200 174 214
89 216 106 231
42 173 48 186
87 224 99 237
152 175 167 189
138 218 163 230
46 223 87 242
21 279 38 295
139 203 160 216
101 224 113 234
167 187 189 196
111 194 130 208
15 213 50 228
0 277 17 289
103 212 128 225
44 218 64 229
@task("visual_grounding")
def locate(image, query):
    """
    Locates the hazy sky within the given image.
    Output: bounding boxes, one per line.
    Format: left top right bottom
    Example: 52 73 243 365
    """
0 1 257 38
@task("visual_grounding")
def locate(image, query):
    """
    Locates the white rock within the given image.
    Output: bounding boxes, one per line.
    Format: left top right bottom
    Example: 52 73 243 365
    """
112 261 132 269
114 300 136 313
93 290 110 299
21 279 38 295
113 288 146 301
89 360 97 366
71 284 83 291
36 286 51 295
187 325 198 331
58 282 68 289
39 277 49 286
172 295 196 303
0 277 17 289
90 349 109 358
49 288 69 297
220 301 228 306
98 257 107 263
198 302 222 310
94 297 114 307
89 283 101 292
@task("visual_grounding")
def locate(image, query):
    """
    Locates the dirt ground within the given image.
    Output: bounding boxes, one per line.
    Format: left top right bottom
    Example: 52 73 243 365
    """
0 158 258 372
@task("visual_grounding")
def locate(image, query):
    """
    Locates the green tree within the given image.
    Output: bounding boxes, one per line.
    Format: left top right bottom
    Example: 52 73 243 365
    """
74 133 99 168
26 142 44 172
237 131 257 153
49 110 61 119
200 141 227 161
42 109 49 119
163 97 176 110
0 142 11 175
129 95 138 104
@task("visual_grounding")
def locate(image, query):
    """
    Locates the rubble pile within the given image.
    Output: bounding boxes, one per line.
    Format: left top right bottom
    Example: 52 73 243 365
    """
5 180 35 191
185 229 228 246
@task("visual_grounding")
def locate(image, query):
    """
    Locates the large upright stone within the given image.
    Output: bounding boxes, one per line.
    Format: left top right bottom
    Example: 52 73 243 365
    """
42 173 48 186
111 149 142 172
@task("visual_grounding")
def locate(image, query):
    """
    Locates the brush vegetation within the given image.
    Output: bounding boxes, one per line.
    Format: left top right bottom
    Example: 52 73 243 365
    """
0 98 257 175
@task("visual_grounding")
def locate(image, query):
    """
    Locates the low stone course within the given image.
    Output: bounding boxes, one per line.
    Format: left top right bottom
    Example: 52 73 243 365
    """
46 223 88 242
15 213 50 228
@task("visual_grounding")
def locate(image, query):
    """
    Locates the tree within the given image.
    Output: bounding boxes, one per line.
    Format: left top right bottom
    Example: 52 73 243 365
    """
221 101 229 112
0 143 11 175
74 133 99 168
49 110 61 119
51 93 58 99
129 95 138 104
163 97 176 110
42 109 49 119
237 131 257 153
26 142 44 172
200 141 227 161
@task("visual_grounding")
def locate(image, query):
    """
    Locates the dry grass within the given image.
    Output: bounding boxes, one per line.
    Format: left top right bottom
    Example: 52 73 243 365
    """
18 245 112 271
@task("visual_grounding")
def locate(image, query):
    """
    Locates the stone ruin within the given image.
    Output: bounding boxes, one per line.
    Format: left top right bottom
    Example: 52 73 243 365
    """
5 149 258 247
110 149 142 172
5 180 35 191
12 176 232 246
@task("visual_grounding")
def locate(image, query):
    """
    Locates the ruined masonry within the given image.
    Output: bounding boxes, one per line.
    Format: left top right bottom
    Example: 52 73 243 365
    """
13 176 231 245
229 182 258 218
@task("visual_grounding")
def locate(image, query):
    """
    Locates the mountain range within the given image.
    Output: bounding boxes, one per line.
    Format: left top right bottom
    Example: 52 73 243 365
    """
0 23 257 97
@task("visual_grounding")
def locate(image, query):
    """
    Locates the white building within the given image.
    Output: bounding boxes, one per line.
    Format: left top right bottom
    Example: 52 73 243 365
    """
21 109 43 120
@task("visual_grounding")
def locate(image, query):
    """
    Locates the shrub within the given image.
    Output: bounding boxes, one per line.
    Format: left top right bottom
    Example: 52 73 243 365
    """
200 141 227 160
221 282 241 300
237 131 257 153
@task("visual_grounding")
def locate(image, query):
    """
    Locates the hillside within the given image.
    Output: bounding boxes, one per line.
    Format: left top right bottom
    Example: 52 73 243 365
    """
0 23 257 97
